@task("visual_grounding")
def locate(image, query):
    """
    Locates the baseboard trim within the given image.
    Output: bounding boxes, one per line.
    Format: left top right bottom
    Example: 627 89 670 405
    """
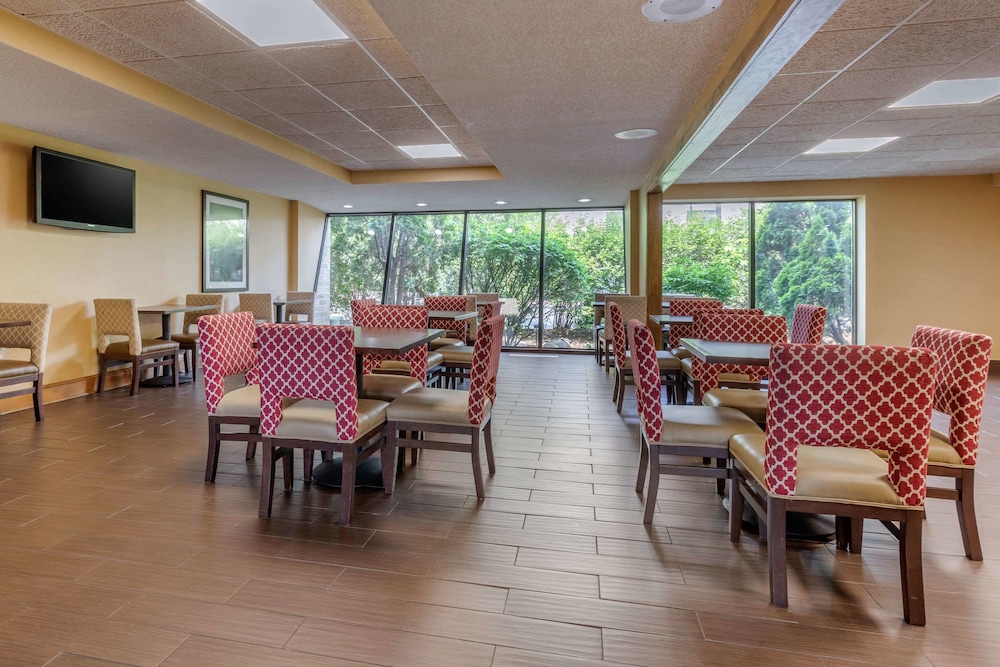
0 369 133 416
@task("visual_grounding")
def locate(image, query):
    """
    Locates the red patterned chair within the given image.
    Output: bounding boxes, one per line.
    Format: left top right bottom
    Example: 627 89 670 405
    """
198 312 266 483
382 316 504 500
910 325 991 560
665 298 724 359
728 343 937 625
681 311 787 405
789 304 826 344
350 298 377 324
425 295 474 350
596 292 628 367
607 302 680 412
354 305 432 401
256 324 389 526
628 319 762 523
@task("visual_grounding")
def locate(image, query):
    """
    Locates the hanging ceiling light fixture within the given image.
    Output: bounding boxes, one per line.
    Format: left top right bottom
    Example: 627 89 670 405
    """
642 0 723 22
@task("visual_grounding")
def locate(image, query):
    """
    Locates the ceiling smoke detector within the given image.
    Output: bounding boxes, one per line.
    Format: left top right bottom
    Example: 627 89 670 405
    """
642 0 723 22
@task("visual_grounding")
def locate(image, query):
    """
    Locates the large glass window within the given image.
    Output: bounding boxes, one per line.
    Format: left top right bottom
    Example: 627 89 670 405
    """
326 214 391 322
385 213 465 304
662 200 856 342
542 209 625 348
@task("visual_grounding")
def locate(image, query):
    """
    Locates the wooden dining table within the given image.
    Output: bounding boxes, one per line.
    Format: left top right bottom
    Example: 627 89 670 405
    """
273 298 311 323
354 326 444 396
649 314 693 326
138 303 217 385
679 338 772 366
428 310 478 322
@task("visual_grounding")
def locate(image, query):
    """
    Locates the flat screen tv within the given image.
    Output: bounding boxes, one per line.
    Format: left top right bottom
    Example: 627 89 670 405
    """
33 147 136 233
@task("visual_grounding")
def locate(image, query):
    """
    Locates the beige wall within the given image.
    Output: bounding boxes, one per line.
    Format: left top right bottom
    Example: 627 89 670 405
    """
0 122 300 395
661 174 1000 356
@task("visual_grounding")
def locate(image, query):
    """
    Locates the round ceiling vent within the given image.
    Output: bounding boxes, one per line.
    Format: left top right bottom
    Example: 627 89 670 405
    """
615 128 658 140
642 0 723 22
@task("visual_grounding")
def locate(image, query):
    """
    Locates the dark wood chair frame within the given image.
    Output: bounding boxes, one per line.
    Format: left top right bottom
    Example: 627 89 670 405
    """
729 457 925 626
927 465 980 560
614 363 682 413
0 370 44 422
205 414 262 483
636 432 728 524
97 347 180 396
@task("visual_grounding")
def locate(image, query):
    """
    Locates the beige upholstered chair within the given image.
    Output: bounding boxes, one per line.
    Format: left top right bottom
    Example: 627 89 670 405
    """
0 303 52 421
239 293 273 324
597 293 628 370
171 294 223 381
283 291 315 323
94 298 180 396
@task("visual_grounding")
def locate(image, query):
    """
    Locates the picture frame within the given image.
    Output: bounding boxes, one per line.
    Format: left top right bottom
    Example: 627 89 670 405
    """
202 191 249 292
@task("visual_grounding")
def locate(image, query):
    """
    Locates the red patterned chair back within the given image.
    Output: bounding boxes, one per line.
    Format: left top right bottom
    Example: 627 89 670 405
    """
723 308 765 315
911 325 992 466
425 295 471 342
689 312 787 393
790 304 826 344
355 305 428 380
765 343 937 506
350 298 377 324
608 303 629 372
627 319 663 443
667 298 723 349
256 324 359 439
198 312 259 414
480 300 502 319
468 316 503 424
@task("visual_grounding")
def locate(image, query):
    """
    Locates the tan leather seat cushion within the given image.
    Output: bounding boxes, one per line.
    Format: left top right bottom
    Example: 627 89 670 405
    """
656 406 762 447
679 357 750 383
0 360 39 380
872 428 966 468
376 360 411 374
702 388 767 424
671 346 691 360
430 337 464 350
680 357 692 376
621 350 681 371
441 346 475 364
386 388 490 427
171 332 198 346
275 399 388 442
105 340 179 355
428 351 444 368
730 433 919 509
215 384 261 418
362 374 423 402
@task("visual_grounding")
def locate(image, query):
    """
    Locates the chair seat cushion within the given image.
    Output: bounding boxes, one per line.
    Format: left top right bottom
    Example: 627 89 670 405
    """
873 428 966 468
362 374 423 402
702 388 767 424
441 346 475 365
171 332 198 346
622 350 681 371
214 384 261 418
275 399 388 443
105 340 179 355
386 388 490 427
428 351 444 368
730 433 917 509
678 357 750 383
671 346 691 360
378 352 444 375
656 406 762 447
430 337 465 350
0 360 39 380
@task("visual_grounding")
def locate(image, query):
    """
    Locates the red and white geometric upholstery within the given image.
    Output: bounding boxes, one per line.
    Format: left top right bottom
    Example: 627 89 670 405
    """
764 343 937 506
350 298 377 324
789 304 826 344
628 319 665 444
198 312 258 415
355 305 429 381
256 324 359 441
688 312 787 395
667 298 723 350
911 325 991 467
470 315 504 424
425 295 471 342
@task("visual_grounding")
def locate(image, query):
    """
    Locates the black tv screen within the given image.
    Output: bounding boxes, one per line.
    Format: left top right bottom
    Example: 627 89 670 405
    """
34 147 136 233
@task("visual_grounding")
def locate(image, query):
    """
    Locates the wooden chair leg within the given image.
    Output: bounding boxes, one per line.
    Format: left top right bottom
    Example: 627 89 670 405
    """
382 428 398 493
484 420 496 475
130 358 141 396
259 441 277 517
850 518 864 554
191 347 199 381
205 417 221 483
612 369 620 405
340 445 356 526
470 428 485 500
643 444 659 524
97 355 106 393
767 496 788 608
900 513 926 625
957 468 983 561
604 339 612 373
302 449 314 483
635 436 649 493
282 449 294 491
729 466 745 542
835 516 850 551
171 353 179 388
715 458 726 496
246 426 259 460
32 375 44 422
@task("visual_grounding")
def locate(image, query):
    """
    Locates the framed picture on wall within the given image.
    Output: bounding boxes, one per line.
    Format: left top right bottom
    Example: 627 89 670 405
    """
202 191 249 292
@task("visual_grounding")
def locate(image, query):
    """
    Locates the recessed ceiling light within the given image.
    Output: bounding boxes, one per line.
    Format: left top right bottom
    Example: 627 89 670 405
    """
494 200 507 205
615 128 657 140
416 202 428 207
642 0 723 23
342 204 354 209
804 137 899 154
195 0 348 46
889 77 1000 108
397 144 461 159
577 198 592 203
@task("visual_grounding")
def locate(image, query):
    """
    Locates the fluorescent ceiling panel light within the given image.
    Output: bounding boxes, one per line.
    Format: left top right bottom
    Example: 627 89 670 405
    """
397 144 461 159
196 0 348 46
804 137 898 154
889 77 1000 108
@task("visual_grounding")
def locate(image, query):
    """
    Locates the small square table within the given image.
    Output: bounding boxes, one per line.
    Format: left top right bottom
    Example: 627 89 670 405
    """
138 303 217 385
679 338 771 366
273 298 312 323
354 327 444 396
428 310 478 321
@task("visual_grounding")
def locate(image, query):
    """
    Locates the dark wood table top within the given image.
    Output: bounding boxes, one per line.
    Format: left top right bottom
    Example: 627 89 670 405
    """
593 301 670 309
0 320 30 329
138 304 217 315
354 327 444 355
273 298 311 306
679 338 771 366
649 314 694 325
428 310 478 321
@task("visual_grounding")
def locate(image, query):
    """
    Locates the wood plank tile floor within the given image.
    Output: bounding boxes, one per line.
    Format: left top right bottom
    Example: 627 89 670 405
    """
0 353 998 665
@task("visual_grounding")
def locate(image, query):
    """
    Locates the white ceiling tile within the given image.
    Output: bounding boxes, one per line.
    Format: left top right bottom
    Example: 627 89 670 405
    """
0 0 74 15
781 28 888 75
853 19 1000 70
282 111 369 133
361 38 423 78
810 65 952 103
123 57 224 93
833 117 948 138
239 86 342 115
751 72 834 106
780 98 894 125
90 1 251 57
175 51 301 90
911 0 1000 23
285 133 336 151
268 42 387 85
314 130 391 149
314 79 411 110
378 128 450 145
727 104 796 129
31 11 159 60
352 106 434 131
317 0 393 40
821 0 927 31
194 90 270 117
396 77 445 106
